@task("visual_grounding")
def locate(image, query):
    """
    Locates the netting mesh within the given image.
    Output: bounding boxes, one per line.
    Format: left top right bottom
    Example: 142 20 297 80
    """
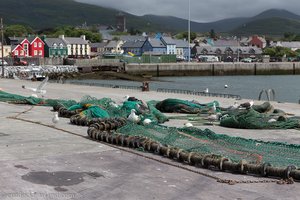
220 108 300 129
117 124 300 167
156 98 220 113
1 90 300 167
0 91 76 107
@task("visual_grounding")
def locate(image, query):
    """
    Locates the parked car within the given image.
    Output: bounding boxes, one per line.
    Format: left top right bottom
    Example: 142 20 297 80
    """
240 58 252 63
13 58 28 66
0 59 8 66
198 55 219 62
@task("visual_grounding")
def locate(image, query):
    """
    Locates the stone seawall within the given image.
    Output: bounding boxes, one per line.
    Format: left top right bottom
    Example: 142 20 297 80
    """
125 62 300 76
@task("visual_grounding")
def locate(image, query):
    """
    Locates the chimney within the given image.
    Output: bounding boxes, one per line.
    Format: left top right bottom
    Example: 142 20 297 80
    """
59 35 65 40
81 35 86 40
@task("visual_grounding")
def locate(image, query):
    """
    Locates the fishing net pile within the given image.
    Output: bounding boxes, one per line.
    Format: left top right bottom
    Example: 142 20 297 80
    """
0 91 168 124
156 98 220 113
220 102 300 129
117 124 300 167
1 91 300 168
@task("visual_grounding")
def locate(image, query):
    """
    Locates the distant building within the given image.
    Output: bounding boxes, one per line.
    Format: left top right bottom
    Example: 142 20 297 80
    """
240 35 267 48
142 38 166 55
116 12 126 32
90 42 108 57
104 40 124 54
122 40 145 56
43 37 68 58
0 43 11 57
9 36 45 58
59 35 90 58
192 46 262 62
98 25 115 43
211 39 239 47
174 39 190 60
248 35 266 48
161 37 176 55
270 41 300 51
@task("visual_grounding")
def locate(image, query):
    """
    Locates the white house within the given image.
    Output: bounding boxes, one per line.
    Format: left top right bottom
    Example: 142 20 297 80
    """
59 35 90 58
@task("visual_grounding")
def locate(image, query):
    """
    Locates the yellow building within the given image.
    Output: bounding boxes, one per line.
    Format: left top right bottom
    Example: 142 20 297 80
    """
0 44 11 57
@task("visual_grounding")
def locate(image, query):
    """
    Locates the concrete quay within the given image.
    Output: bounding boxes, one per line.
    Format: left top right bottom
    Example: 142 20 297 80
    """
126 62 300 76
0 78 300 200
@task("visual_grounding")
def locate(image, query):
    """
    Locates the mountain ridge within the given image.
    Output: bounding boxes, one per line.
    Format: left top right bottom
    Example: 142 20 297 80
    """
1 1 300 35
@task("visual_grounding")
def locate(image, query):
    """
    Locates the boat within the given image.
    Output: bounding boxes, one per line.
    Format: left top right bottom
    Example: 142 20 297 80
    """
15 68 46 81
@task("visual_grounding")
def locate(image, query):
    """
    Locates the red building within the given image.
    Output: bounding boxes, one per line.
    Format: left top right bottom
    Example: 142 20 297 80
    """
10 36 45 58
248 35 266 49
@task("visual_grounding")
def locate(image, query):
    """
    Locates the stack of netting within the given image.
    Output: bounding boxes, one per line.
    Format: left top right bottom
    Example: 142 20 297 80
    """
116 124 300 167
220 104 300 129
0 91 76 108
0 91 168 124
65 96 168 123
155 98 220 114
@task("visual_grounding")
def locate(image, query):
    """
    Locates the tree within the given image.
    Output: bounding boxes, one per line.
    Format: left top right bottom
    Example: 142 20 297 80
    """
283 32 295 41
128 27 142 35
39 26 102 43
263 46 297 58
263 48 276 57
292 34 300 41
176 32 197 42
112 36 120 41
4 24 34 37
209 29 216 39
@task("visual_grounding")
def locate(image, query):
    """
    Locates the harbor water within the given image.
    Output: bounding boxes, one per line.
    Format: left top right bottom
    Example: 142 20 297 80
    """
66 75 300 103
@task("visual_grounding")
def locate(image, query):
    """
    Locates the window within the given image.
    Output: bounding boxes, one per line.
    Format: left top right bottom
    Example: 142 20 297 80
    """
39 42 42 48
34 42 37 47
53 43 57 49
20 50 24 55
34 50 37 56
15 50 19 56
24 44 28 55
59 43 63 49
39 50 42 56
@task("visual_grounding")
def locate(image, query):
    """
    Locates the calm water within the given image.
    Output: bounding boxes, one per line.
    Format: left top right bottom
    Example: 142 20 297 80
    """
67 75 300 103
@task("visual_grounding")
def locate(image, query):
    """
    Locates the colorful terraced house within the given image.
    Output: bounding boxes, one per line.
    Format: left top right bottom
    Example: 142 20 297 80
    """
43 37 68 58
9 36 45 58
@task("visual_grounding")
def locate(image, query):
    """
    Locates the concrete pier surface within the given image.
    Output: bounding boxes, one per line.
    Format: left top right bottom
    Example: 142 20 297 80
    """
0 78 300 200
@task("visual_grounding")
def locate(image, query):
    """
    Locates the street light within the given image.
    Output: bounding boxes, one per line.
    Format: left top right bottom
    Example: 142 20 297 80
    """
188 0 191 63
237 37 240 62
1 18 4 77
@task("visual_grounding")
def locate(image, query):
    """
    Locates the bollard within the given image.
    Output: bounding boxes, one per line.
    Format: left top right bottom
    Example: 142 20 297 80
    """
141 81 149 92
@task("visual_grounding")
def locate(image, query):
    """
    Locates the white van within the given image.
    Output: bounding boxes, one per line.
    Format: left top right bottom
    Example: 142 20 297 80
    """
198 55 219 62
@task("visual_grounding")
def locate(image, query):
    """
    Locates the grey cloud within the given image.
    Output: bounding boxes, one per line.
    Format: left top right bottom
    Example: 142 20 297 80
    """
76 0 300 22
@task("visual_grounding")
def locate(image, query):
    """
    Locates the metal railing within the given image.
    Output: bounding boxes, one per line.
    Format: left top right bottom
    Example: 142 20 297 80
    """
258 89 276 101
156 88 241 99
66 81 242 99
67 81 142 91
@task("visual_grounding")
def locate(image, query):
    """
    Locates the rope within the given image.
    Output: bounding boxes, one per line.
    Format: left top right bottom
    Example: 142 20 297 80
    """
6 106 293 185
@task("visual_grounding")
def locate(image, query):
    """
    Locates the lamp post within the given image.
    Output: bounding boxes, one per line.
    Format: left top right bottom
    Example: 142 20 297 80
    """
1 18 4 77
237 37 240 62
188 0 191 63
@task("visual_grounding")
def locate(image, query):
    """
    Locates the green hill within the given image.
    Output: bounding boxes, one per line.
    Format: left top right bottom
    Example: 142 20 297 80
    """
1 1 300 36
0 0 169 31
231 17 300 36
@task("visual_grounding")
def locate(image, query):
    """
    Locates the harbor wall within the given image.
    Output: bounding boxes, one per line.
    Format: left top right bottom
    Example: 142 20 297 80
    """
125 62 300 76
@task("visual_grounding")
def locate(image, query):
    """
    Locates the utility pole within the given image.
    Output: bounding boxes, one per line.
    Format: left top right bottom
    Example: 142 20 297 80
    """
237 37 240 62
1 18 4 77
188 0 191 63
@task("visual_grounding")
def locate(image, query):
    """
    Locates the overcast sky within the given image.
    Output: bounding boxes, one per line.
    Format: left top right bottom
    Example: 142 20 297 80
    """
75 0 300 22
